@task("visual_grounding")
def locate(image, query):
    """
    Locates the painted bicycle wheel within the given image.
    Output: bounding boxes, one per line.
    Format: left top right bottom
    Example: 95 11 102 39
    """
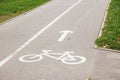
19 54 43 63
61 56 86 65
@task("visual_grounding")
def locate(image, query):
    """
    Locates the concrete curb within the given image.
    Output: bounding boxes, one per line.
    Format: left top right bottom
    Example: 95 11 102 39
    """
95 45 120 53
97 0 111 38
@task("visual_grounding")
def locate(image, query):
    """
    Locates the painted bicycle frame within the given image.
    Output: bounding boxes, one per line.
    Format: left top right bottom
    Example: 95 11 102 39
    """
19 50 86 65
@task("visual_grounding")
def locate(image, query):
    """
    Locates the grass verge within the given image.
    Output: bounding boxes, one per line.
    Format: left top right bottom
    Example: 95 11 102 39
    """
96 0 120 50
0 0 50 23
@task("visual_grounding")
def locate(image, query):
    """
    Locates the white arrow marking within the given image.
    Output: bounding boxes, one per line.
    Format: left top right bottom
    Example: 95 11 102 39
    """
58 30 73 42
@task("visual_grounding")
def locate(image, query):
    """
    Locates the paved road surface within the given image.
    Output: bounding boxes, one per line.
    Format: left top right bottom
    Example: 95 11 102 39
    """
0 0 120 80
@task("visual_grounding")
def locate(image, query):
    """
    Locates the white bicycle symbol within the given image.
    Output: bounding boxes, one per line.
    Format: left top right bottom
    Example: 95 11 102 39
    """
19 50 86 65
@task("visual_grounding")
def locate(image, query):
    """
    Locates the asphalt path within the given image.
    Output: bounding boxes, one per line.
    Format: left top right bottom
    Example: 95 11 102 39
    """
0 0 120 80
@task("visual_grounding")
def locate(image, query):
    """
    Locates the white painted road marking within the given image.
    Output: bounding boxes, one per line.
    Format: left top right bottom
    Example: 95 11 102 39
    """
19 50 86 65
0 0 83 67
58 30 73 42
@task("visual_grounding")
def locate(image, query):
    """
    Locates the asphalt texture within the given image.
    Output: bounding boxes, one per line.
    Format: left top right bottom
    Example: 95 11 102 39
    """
0 0 120 80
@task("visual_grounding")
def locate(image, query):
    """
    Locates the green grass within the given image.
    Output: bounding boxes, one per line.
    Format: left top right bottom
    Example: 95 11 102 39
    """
0 0 50 23
96 0 120 50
